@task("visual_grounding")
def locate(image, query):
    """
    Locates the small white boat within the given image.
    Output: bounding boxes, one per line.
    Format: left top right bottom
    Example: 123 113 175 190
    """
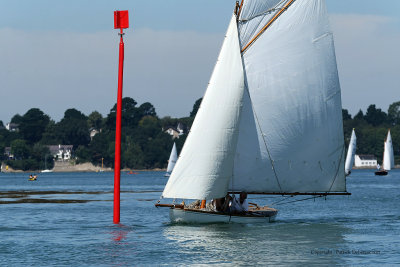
156 0 350 224
41 169 53 173
164 142 178 177
344 129 357 176
375 130 394 176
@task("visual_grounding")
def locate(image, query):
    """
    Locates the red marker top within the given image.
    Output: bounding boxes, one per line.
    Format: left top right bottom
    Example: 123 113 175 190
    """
114 10 129 29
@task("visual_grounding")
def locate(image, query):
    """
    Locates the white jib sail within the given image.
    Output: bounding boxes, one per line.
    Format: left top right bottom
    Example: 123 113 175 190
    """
383 130 394 171
162 15 245 200
233 0 346 193
166 142 178 173
345 129 357 175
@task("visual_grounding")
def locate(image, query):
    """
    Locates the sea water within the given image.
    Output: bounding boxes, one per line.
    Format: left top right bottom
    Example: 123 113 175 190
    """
0 170 399 266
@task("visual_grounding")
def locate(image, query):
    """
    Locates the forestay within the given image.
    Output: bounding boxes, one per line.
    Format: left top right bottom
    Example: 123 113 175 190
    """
232 0 346 193
162 15 245 200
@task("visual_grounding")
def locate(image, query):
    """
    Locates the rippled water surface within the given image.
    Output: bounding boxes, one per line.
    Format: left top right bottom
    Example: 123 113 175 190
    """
0 170 399 266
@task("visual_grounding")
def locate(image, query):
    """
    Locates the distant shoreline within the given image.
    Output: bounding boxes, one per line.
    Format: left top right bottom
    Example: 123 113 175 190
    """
0 161 165 173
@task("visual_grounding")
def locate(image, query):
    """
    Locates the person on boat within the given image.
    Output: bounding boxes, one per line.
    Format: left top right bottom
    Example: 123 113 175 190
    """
377 164 381 170
213 194 232 212
187 200 201 209
230 192 249 213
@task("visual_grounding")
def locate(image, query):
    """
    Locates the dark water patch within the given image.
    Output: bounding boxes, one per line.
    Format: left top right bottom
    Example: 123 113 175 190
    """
0 190 161 197
0 198 98 204
136 198 158 202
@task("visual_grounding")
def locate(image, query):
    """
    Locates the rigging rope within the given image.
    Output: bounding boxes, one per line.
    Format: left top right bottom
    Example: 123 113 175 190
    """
243 84 283 193
241 0 296 54
274 195 325 206
327 143 346 193
238 0 286 22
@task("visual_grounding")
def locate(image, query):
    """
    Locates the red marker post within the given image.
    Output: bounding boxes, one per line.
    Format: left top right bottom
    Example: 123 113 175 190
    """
113 10 129 224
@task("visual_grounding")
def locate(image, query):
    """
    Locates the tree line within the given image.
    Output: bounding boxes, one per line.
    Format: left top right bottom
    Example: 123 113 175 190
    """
343 102 400 164
0 99 399 171
0 97 201 171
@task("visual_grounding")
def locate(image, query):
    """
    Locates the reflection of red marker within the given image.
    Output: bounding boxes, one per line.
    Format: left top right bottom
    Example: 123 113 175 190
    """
113 10 129 225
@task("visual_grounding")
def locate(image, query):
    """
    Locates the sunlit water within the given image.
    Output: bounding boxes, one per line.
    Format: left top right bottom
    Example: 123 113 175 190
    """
0 170 399 266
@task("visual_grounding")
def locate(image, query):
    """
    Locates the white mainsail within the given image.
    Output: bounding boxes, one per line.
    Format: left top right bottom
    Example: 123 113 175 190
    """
232 0 346 193
162 0 347 200
166 142 178 173
345 129 357 175
383 130 394 171
162 15 245 200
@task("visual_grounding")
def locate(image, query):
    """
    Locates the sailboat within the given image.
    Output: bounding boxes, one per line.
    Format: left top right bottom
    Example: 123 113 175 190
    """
375 130 394 176
345 129 357 176
41 154 53 173
164 142 178 177
156 0 350 223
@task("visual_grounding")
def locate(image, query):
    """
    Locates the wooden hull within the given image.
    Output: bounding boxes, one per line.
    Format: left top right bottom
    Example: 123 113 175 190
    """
169 207 278 224
375 170 388 176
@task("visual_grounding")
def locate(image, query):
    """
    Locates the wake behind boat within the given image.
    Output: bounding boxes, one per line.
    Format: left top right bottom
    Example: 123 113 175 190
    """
156 0 350 224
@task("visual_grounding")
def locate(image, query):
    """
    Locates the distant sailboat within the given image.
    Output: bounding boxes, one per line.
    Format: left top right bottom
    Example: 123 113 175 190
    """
41 155 53 173
156 0 350 223
164 143 178 177
345 129 357 176
375 130 394 176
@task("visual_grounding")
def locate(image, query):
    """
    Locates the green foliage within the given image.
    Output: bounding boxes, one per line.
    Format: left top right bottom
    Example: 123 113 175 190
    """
10 114 23 124
3 97 399 171
88 111 103 130
40 121 61 145
343 105 399 164
190 97 202 118
11 139 30 159
388 101 400 125
19 108 50 144
365 105 387 126
342 109 351 121
57 108 90 148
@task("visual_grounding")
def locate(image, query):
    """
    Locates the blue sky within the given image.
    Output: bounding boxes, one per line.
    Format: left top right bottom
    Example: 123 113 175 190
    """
1 0 399 123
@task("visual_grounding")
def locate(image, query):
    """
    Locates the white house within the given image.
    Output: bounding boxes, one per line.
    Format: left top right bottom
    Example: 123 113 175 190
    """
164 127 180 139
48 145 73 161
354 154 378 168
5 123 19 132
